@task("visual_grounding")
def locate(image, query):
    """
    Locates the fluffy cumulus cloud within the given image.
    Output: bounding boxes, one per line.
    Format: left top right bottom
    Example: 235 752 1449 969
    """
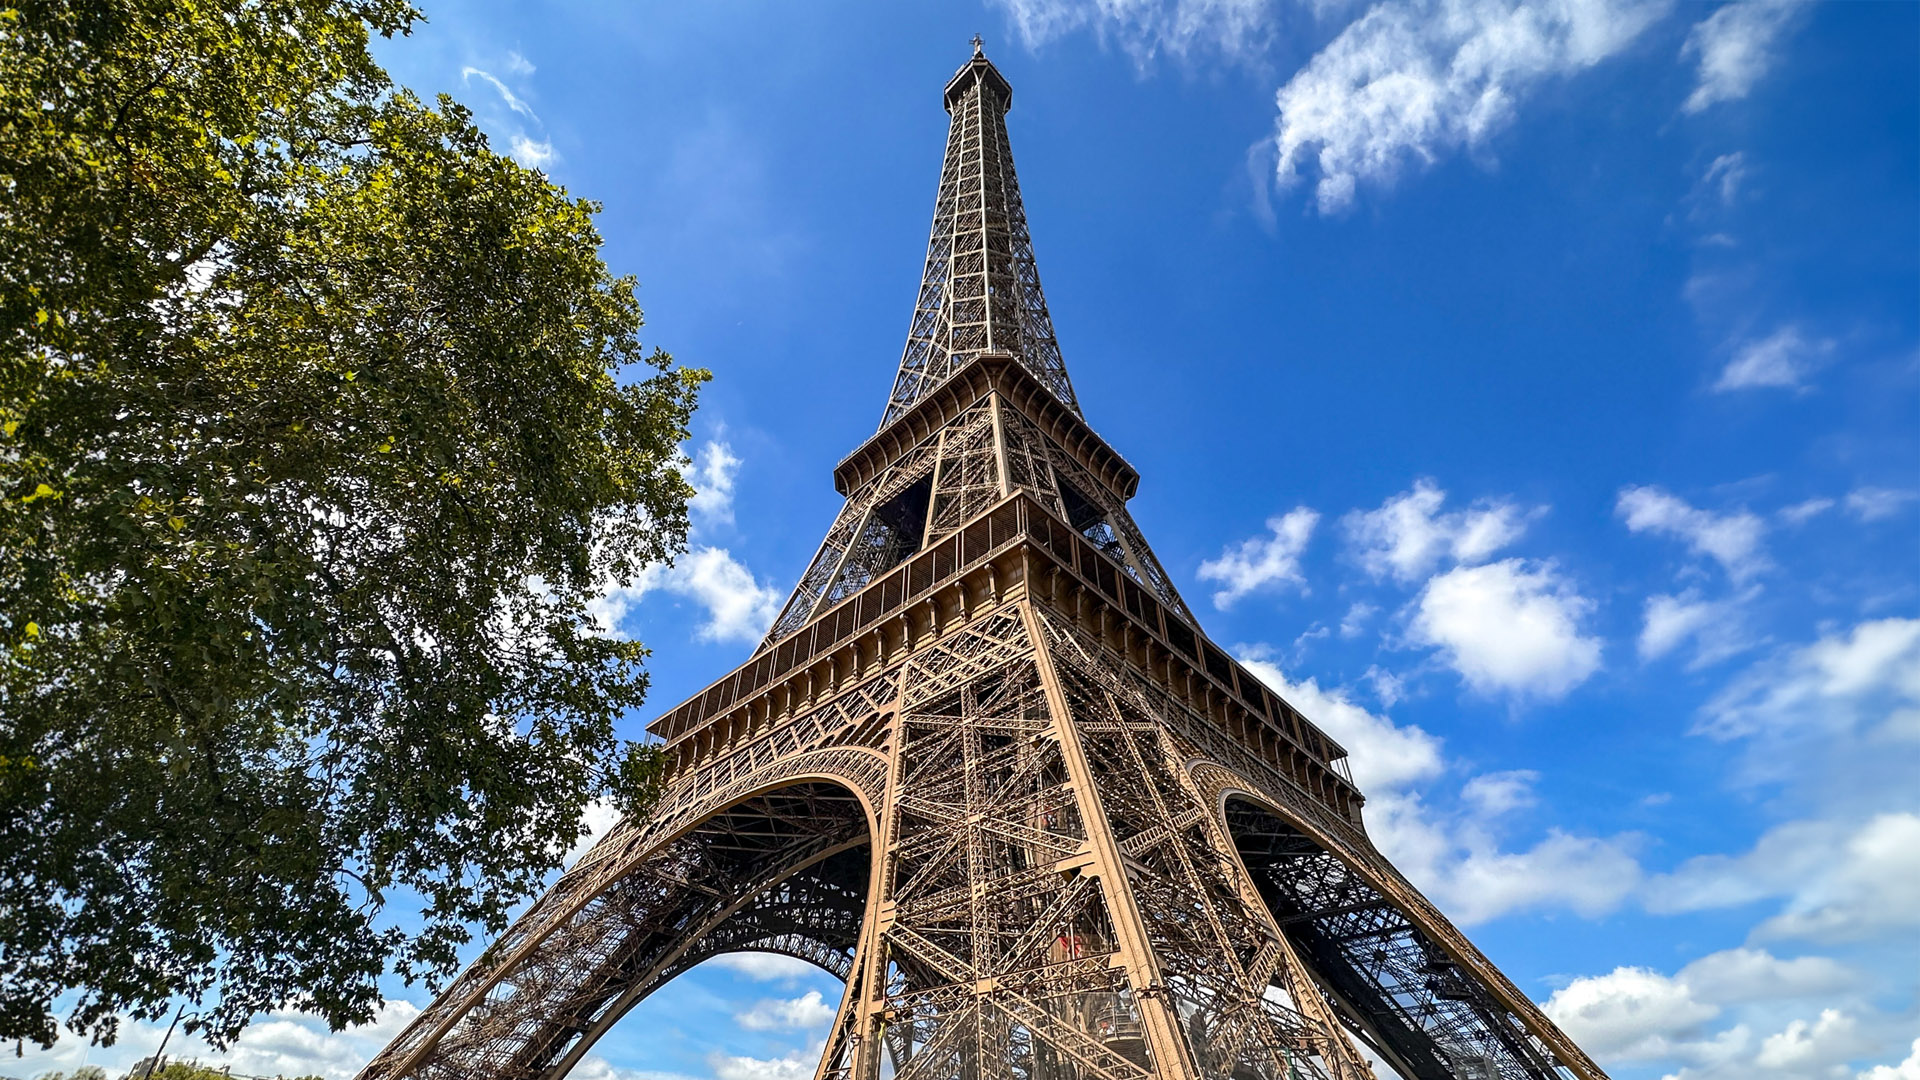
688 439 744 528
1272 0 1670 212
567 798 625 865
1542 964 1722 1060
735 990 838 1032
8 1001 425 1080
509 134 557 168
1617 485 1770 582
654 547 784 643
1713 324 1834 391
1238 655 1444 790
1343 479 1534 583
1543 949 1864 1069
711 1049 818 1080
1681 0 1809 113
1460 768 1539 816
995 0 1817 216
571 1058 702 1080
1411 558 1602 698
1198 506 1320 608
588 547 781 644
1862 1039 1920 1080
589 440 784 643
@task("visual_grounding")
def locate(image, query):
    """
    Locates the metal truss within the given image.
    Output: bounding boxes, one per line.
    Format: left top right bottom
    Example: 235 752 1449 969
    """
880 41 1078 428
358 44 1611 1080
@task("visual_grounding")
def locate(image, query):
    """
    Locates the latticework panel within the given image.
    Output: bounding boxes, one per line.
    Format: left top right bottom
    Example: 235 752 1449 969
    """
1226 802 1571 1080
926 401 1001 542
1039 625 1375 1080
820 604 1155 1080
999 402 1191 620
1033 609 1605 1080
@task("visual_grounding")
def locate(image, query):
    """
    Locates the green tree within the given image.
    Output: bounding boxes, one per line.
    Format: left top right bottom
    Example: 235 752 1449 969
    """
116 1060 322 1080
0 0 703 1052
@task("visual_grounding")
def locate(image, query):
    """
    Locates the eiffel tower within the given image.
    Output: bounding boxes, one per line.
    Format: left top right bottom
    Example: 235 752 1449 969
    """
360 43 1610 1080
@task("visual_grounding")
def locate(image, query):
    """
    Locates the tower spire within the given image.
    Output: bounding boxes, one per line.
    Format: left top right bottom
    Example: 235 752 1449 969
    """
880 44 1079 428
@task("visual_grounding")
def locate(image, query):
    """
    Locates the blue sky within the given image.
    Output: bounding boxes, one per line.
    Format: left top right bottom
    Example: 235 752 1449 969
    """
18 2 1917 1079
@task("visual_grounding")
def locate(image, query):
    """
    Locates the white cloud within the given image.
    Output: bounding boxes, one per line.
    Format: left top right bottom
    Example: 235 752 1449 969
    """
1647 813 1920 944
1461 769 1538 816
1542 965 1722 1059
663 547 784 644
1367 791 1640 923
1198 507 1319 608
1340 601 1378 637
991 0 1282 67
1698 617 1920 742
1676 947 1858 1005
1778 496 1834 525
1363 663 1405 706
567 799 623 866
1411 558 1602 698
1753 813 1920 944
1700 151 1749 206
1344 479 1535 583
550 1057 702 1080
1862 1039 1920 1080
735 990 838 1032
687 439 743 530
1713 325 1833 391
460 64 559 171
707 952 824 982
1543 949 1859 1064
1756 1009 1872 1073
1641 591 1713 660
1617 485 1769 582
588 440 778 641
7 1001 425 1080
590 536 781 645
1238 656 1445 790
711 1049 817 1080
1236 649 1633 924
510 135 557 169
1681 0 1807 114
1271 0 1670 212
461 66 537 119
1639 588 1757 667
1846 486 1919 523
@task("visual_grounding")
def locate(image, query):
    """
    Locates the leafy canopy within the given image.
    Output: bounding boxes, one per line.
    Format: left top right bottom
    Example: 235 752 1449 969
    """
1 0 704 1051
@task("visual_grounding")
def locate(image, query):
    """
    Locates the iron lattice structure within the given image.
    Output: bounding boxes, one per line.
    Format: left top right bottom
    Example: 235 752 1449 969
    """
359 45 1611 1080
